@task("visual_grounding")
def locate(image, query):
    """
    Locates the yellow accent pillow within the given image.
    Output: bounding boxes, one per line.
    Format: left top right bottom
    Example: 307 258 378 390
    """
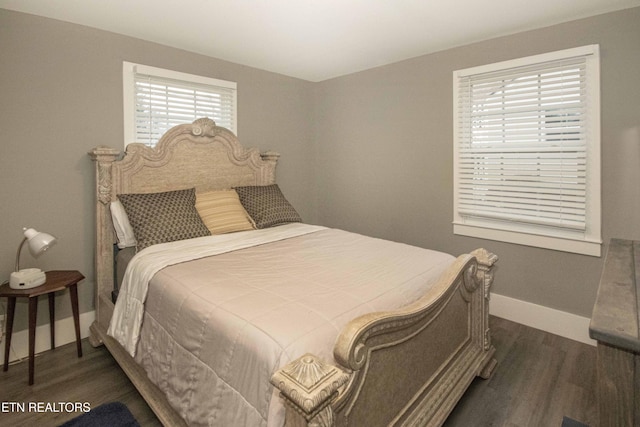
196 190 256 235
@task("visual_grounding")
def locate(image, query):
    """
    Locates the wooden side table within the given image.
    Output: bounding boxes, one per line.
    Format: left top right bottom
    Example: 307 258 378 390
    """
1 270 85 385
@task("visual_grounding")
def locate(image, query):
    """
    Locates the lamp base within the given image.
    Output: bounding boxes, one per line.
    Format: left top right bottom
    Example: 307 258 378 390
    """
9 268 46 289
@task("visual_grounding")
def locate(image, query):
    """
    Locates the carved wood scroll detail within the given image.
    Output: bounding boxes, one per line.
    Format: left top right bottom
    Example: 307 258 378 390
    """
471 248 498 298
89 146 121 205
271 354 349 426
191 117 222 137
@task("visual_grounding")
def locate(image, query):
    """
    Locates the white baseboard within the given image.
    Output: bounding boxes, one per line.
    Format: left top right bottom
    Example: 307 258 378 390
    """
0 295 594 366
490 293 596 346
0 310 95 365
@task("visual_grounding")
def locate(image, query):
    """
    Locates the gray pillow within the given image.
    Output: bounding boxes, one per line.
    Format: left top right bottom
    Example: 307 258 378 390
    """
234 184 302 229
118 188 210 251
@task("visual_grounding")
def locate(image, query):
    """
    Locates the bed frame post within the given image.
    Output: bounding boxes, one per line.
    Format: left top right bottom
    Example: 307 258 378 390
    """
270 354 350 427
88 146 121 347
471 248 498 379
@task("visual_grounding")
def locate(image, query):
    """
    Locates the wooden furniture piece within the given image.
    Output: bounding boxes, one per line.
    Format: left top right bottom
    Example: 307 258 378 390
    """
589 239 640 426
1 270 85 385
88 118 498 426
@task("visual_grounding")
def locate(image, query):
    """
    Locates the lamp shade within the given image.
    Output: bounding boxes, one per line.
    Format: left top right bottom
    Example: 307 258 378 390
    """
23 228 57 257
10 227 58 289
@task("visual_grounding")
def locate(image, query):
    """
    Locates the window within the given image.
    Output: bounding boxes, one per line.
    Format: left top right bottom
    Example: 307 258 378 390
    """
123 62 237 147
453 45 601 256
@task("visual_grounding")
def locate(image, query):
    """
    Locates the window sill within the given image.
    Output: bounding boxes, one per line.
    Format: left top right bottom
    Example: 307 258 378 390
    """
453 223 602 257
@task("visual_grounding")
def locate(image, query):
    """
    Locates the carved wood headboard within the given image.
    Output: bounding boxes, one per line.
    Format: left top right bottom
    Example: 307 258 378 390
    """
88 118 279 326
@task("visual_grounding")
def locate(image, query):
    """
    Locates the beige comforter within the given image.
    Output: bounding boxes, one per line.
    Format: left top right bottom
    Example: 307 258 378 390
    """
124 224 454 426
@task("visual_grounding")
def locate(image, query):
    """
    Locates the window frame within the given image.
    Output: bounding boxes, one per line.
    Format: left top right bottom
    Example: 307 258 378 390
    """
123 61 237 147
452 45 601 256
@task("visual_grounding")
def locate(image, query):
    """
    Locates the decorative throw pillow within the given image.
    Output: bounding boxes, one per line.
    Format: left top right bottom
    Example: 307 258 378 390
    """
196 190 256 235
117 188 210 251
234 184 302 229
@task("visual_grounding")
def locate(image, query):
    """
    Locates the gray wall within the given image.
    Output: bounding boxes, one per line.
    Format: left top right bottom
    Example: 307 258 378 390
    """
313 7 640 317
0 9 316 331
1 7 638 335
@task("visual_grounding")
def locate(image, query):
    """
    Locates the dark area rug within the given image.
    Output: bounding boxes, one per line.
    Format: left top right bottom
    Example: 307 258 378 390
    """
59 402 140 427
561 416 589 427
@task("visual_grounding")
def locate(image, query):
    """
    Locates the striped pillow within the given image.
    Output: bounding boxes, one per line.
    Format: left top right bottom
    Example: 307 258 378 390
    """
196 190 256 235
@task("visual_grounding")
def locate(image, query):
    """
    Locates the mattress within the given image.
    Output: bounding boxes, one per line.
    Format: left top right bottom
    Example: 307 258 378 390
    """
110 224 455 426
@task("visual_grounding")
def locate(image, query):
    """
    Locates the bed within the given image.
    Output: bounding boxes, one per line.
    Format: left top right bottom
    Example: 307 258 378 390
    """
88 118 498 427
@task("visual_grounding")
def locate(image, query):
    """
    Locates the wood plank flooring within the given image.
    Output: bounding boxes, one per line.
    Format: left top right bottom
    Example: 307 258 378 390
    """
0 335 161 427
444 316 597 427
0 316 596 426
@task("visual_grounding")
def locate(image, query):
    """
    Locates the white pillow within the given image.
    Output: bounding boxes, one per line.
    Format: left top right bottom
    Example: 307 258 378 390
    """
110 200 137 249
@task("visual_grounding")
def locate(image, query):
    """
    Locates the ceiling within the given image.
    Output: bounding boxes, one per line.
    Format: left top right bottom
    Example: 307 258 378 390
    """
1 0 639 81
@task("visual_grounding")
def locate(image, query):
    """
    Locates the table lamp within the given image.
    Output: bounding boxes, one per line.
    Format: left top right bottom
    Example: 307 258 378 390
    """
9 227 57 289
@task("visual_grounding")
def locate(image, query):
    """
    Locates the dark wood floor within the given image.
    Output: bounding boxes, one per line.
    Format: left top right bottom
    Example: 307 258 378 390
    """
444 316 597 427
0 316 596 426
0 335 161 427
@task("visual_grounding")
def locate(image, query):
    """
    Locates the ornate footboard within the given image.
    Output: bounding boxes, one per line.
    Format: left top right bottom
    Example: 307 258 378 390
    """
271 249 497 427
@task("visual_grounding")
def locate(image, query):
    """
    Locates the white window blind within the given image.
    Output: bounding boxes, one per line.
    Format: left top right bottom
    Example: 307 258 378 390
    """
453 45 601 256
123 62 237 147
